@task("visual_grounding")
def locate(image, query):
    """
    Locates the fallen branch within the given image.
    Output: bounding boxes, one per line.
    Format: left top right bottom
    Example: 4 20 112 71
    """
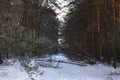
35 59 86 66
73 43 96 62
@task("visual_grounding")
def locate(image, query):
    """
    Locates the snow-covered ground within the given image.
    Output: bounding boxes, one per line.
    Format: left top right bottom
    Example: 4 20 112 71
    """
0 59 29 80
0 54 120 80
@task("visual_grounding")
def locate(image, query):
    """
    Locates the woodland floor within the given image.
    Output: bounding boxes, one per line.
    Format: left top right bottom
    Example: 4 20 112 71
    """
0 54 120 80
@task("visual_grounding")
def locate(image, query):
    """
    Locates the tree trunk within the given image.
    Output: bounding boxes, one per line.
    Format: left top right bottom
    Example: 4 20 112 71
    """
112 0 117 68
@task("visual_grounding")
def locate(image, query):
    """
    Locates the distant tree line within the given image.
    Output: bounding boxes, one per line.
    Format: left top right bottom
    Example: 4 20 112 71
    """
66 0 120 68
0 0 58 61
0 0 120 68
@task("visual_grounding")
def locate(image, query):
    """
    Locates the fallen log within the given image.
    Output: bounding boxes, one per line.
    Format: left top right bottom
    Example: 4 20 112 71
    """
35 59 86 66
